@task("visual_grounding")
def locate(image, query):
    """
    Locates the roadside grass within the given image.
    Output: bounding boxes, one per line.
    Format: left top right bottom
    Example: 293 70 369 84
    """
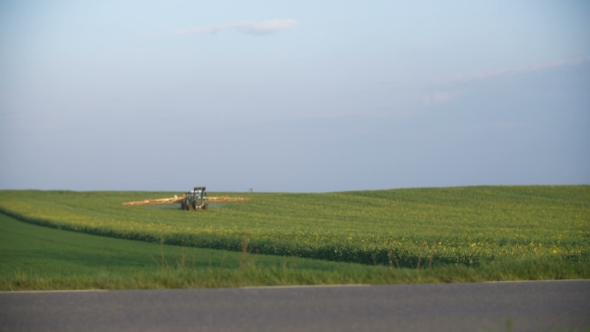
1 213 588 291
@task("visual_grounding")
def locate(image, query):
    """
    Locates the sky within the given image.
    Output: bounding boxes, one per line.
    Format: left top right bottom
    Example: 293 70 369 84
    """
1 0 589 192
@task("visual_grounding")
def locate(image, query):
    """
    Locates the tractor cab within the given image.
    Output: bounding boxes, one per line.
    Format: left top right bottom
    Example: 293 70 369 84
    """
181 187 209 211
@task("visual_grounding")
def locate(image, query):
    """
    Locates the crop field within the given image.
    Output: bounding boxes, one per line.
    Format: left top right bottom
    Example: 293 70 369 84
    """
0 212 404 290
2 211 588 291
0 186 588 271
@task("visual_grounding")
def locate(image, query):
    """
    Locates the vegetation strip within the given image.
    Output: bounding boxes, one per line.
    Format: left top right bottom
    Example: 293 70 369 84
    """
0 186 588 269
0 289 109 294
1 213 588 291
239 284 372 289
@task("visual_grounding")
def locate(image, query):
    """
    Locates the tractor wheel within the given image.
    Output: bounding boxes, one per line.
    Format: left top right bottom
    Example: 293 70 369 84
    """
180 202 186 210
203 204 209 211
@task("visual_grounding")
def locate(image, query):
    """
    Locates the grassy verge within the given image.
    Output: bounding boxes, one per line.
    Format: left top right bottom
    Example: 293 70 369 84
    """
2 213 588 291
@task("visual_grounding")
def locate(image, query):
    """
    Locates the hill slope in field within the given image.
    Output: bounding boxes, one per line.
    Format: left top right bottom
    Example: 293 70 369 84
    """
2 212 588 291
0 213 388 290
0 186 588 267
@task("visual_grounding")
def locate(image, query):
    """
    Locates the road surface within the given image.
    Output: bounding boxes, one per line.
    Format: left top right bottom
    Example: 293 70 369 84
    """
1 280 588 332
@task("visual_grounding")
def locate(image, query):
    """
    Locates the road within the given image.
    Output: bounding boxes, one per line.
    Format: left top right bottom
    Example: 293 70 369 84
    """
1 280 588 332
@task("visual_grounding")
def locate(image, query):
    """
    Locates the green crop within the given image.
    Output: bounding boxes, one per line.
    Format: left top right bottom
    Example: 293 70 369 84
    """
3 213 588 291
0 186 588 268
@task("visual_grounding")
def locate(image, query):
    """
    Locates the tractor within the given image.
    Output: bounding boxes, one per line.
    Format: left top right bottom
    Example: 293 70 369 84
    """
122 187 250 209
180 187 209 211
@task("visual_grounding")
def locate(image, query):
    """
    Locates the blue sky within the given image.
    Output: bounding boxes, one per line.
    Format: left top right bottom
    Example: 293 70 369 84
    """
1 0 589 192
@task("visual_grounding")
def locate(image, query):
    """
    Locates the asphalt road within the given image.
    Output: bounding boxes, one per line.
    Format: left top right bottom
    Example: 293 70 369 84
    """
1 280 588 332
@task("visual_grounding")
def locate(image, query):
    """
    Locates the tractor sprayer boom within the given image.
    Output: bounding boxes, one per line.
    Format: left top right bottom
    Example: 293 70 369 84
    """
122 187 251 211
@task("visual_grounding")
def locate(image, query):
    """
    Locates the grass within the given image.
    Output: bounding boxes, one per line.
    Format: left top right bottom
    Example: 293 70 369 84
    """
0 186 588 268
1 213 589 291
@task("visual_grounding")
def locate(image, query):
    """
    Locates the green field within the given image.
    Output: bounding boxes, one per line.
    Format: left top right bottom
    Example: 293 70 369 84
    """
1 212 588 290
0 186 588 270
0 213 393 290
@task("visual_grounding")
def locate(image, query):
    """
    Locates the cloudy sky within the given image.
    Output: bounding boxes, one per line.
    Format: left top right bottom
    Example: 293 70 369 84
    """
1 0 589 192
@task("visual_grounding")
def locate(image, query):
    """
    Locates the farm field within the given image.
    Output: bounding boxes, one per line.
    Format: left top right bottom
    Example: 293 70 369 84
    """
0 213 387 290
0 186 588 271
1 213 588 291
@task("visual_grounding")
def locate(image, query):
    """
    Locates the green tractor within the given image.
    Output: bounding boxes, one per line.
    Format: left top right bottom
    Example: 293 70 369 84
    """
180 187 209 211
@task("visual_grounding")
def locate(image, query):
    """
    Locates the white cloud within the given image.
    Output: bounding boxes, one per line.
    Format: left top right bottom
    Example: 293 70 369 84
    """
172 19 298 36
234 19 298 34
422 92 451 106
443 57 590 85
